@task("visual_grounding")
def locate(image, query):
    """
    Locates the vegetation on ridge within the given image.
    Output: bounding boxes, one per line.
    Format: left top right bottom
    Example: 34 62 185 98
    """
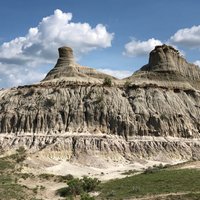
56 176 100 199
98 168 200 199
1 149 200 200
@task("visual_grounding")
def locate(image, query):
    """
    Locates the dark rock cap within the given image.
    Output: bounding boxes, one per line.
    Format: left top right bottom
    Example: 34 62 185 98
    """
133 44 200 84
58 46 74 58
148 44 180 69
42 46 116 81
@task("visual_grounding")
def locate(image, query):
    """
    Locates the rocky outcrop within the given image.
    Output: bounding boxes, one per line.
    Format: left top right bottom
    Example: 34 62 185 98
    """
127 45 200 90
43 46 116 83
0 45 200 163
0 135 200 164
1 84 200 139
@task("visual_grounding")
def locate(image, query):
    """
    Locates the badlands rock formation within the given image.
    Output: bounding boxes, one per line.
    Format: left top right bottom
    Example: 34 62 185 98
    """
43 46 116 82
0 45 200 164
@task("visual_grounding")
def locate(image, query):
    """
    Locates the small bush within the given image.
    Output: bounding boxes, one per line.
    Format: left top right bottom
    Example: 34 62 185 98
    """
144 164 165 174
57 176 101 198
124 81 131 89
57 174 74 182
10 146 27 163
40 185 45 190
44 98 56 107
80 193 95 200
82 176 101 192
16 146 26 154
68 178 84 196
24 88 35 97
56 187 70 197
38 173 55 180
121 169 138 175
32 187 38 194
103 77 112 87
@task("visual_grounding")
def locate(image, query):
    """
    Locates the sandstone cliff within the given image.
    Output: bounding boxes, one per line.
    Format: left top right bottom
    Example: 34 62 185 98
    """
0 45 200 163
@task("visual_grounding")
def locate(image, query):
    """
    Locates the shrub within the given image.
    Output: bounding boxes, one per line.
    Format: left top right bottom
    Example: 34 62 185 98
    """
80 193 95 200
144 164 165 174
24 88 35 97
56 187 70 197
103 77 112 87
57 174 74 182
66 178 84 196
38 173 55 180
124 81 131 89
57 176 101 197
44 98 56 107
16 146 26 154
82 176 100 192
11 146 27 163
121 169 138 175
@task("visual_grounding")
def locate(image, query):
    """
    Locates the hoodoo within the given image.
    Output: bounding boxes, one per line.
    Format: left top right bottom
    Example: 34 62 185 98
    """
0 45 200 165
126 44 200 90
43 46 115 82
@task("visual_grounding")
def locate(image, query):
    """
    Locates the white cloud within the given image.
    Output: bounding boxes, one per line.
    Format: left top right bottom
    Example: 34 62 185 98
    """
0 9 114 88
98 68 132 79
0 62 46 88
194 60 200 67
170 25 200 48
123 38 162 57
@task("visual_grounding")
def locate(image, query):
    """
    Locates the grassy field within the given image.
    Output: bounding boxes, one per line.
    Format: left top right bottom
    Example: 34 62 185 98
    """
1 150 200 200
0 150 42 200
98 168 200 199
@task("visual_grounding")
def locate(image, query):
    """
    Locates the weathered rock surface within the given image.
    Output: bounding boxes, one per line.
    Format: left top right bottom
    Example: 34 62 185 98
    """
126 44 200 90
43 46 116 83
0 44 200 163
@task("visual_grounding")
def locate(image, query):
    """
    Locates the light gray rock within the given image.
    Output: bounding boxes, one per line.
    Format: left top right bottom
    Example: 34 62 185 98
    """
0 45 200 163
43 46 116 82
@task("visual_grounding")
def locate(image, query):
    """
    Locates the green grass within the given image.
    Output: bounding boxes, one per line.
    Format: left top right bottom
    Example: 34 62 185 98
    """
121 169 138 175
0 159 14 171
0 151 42 200
98 169 200 199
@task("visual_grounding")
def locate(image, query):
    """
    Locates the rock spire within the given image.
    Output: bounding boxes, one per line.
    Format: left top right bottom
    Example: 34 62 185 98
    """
43 46 116 82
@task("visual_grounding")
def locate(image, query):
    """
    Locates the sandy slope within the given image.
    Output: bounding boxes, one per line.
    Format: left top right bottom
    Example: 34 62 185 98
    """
22 154 182 181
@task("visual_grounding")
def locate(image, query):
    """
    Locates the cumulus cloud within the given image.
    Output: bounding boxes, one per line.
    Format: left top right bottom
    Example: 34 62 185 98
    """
0 9 114 88
170 25 200 48
123 38 162 57
194 60 200 67
98 68 132 79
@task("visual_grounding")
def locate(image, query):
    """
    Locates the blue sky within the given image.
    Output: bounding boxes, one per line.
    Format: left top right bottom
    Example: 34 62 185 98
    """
1 0 200 87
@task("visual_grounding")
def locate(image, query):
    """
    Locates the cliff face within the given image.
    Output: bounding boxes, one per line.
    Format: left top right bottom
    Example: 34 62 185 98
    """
1 83 200 139
0 45 200 163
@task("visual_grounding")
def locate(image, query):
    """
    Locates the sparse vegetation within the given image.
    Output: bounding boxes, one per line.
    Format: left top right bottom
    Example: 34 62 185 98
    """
124 80 131 88
82 176 100 193
0 153 41 200
0 148 199 200
44 98 56 107
80 193 95 200
98 168 200 199
121 169 138 175
103 77 112 87
57 176 100 198
143 163 168 174
10 146 27 163
57 174 74 182
38 173 55 180
24 87 35 97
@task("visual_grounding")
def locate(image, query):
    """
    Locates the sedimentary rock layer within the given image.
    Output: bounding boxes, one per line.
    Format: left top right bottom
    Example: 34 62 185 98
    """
1 44 200 162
